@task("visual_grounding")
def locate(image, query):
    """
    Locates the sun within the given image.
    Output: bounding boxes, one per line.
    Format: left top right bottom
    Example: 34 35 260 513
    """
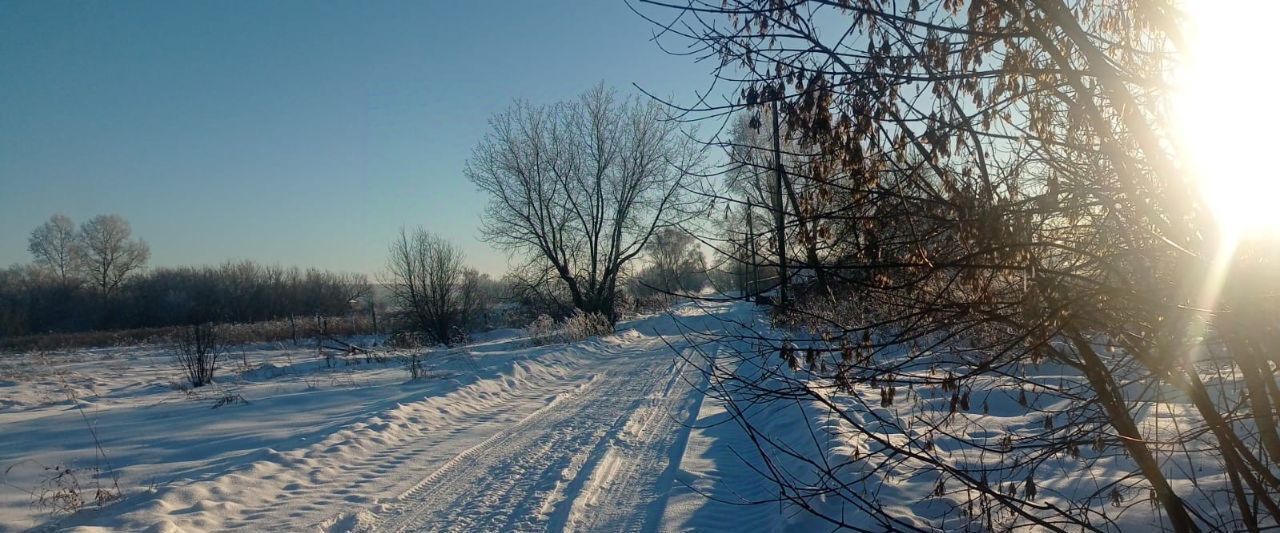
1175 0 1280 239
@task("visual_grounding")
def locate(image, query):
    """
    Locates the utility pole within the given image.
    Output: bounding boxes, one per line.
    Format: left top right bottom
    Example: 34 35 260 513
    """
771 98 788 307
746 204 758 297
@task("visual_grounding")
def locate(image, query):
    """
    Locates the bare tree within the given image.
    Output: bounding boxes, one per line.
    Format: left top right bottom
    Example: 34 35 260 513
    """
386 228 467 344
502 263 575 320
78 214 149 298
28 214 82 285
638 227 706 295
456 268 492 333
338 272 372 306
467 84 704 322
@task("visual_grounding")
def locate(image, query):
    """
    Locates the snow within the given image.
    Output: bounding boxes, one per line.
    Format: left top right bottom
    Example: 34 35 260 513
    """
0 300 1223 531
1 330 587 532
1 302 748 532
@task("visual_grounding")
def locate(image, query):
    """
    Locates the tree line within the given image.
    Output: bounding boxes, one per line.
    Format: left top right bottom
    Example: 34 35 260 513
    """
4 212 711 345
1 214 370 338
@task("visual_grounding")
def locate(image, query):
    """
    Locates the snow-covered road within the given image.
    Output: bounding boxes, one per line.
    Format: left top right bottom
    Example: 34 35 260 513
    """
369 336 706 533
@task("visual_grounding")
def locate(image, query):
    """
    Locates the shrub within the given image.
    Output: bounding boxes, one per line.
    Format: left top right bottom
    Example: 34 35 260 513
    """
634 293 676 315
526 311 612 346
211 392 248 409
526 314 558 346
173 323 225 387
405 352 426 380
28 463 118 517
386 330 426 349
561 310 613 342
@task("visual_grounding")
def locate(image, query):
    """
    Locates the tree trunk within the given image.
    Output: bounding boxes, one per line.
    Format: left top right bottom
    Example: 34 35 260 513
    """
1067 331 1195 533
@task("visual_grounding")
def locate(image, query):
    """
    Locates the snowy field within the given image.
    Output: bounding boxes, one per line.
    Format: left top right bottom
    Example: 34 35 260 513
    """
1 300 1217 532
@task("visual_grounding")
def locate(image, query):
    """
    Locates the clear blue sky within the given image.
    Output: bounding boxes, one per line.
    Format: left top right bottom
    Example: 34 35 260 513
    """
0 0 714 276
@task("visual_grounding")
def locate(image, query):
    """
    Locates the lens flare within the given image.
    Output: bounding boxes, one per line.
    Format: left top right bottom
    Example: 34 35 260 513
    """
1176 1 1280 238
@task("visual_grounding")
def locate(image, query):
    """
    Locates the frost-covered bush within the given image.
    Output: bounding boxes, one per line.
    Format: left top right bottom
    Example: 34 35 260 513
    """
526 314 558 346
560 311 613 342
526 311 612 346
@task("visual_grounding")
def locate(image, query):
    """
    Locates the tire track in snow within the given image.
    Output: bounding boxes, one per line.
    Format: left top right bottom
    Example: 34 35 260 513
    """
368 346 703 533
548 349 706 533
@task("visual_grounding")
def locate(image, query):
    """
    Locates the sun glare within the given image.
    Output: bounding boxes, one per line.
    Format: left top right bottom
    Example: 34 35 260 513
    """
1176 1 1280 238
